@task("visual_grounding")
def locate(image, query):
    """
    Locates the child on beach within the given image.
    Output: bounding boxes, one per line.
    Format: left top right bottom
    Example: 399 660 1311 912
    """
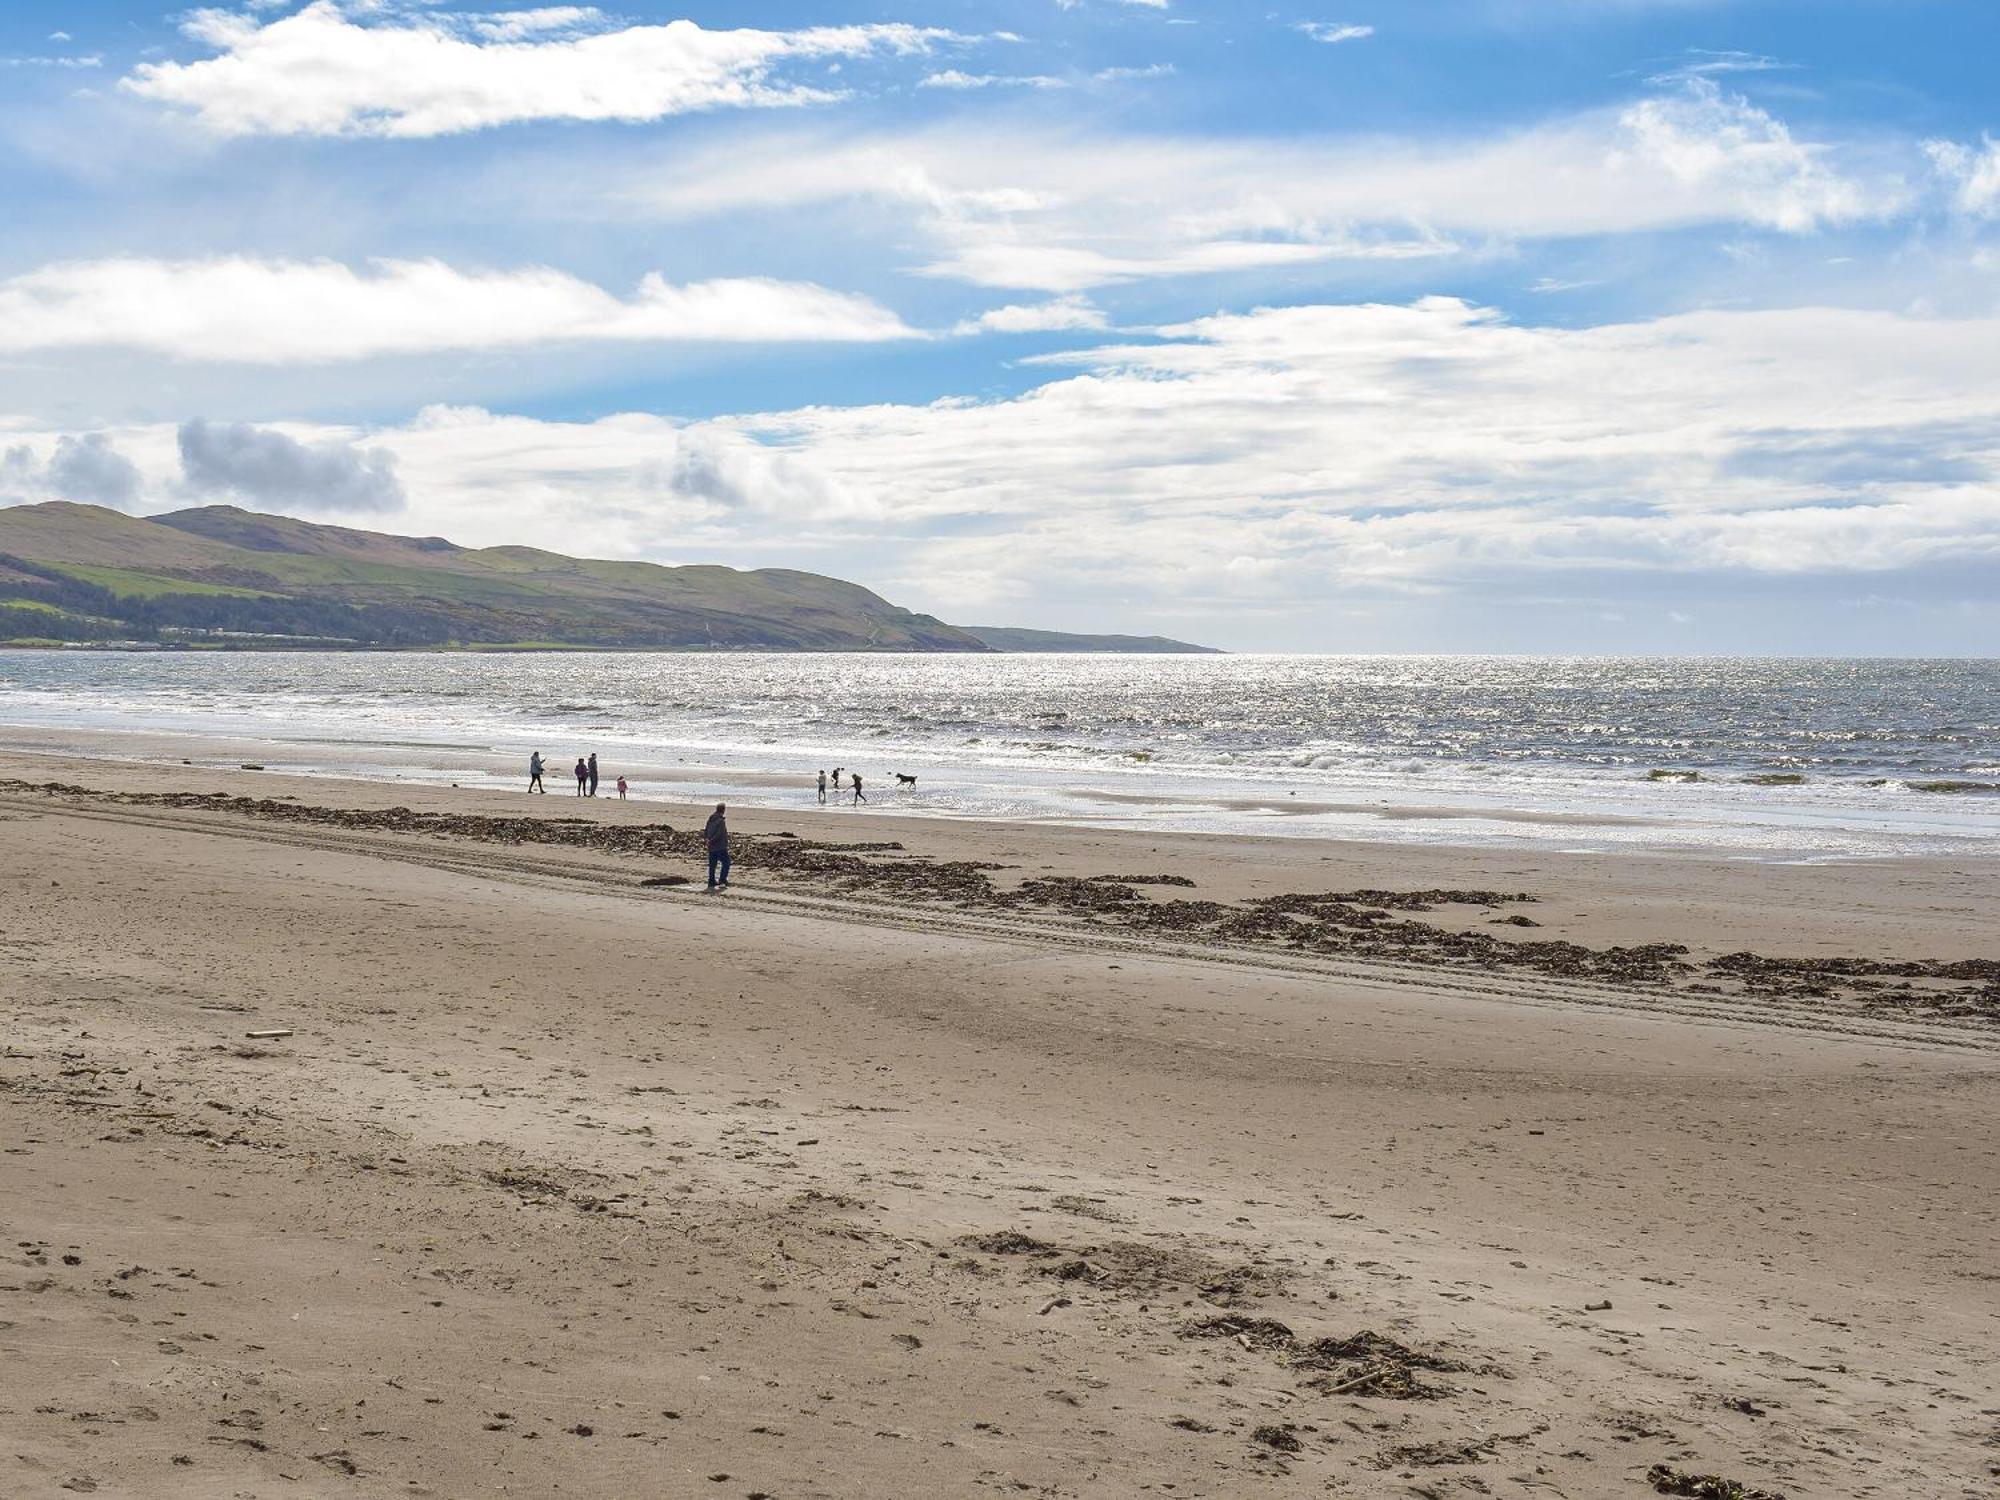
616 776 628 800
574 757 587 795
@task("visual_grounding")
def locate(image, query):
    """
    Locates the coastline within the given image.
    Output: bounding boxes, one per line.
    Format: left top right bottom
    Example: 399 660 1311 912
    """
3 734 1999 966
2 740 1996 1497
1 705 1994 864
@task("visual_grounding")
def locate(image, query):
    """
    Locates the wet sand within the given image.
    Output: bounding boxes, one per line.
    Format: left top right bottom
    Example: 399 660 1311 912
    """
2 746 1996 1499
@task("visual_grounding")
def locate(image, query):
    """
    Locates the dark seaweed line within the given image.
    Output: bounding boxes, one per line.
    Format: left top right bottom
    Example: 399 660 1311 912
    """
5 779 1994 1038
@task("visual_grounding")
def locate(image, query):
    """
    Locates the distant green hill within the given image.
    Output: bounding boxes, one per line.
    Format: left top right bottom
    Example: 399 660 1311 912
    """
963 626 1220 654
0 502 1214 653
0 502 982 651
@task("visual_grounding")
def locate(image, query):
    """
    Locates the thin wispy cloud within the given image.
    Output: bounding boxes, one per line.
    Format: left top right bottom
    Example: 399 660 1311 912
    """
467 8 606 43
951 297 1108 335
920 71 1066 91
1648 48 1794 85
1295 22 1376 45
2 53 102 68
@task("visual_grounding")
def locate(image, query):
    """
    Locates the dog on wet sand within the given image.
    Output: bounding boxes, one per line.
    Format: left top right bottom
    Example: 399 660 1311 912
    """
896 773 918 787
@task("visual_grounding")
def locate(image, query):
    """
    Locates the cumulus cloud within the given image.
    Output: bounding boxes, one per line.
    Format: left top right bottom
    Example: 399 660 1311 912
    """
1 433 146 509
326 405 874 532
1925 136 2000 219
616 82 1891 290
122 1 961 138
178 419 407 513
1614 79 1866 232
0 256 919 362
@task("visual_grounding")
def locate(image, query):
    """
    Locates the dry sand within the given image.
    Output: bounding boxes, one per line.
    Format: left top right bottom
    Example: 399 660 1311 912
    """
2 746 1996 1499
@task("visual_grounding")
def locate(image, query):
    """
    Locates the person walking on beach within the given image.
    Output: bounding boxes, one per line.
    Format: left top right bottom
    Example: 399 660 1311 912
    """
704 802 731 891
574 757 588 796
586 753 599 798
851 771 865 804
831 766 843 804
616 775 628 800
817 770 827 805
528 751 545 794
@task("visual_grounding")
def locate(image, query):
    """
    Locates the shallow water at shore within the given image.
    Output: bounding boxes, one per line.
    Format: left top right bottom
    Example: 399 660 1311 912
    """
1 650 1994 860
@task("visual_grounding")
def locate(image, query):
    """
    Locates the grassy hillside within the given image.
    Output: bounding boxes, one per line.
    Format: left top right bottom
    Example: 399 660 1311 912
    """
0 502 987 651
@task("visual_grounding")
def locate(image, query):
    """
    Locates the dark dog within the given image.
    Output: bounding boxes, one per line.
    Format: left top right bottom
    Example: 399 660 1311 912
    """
895 773 918 786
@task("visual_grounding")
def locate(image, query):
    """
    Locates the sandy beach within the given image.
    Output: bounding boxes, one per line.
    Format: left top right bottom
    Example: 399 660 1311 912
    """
2 743 1996 1499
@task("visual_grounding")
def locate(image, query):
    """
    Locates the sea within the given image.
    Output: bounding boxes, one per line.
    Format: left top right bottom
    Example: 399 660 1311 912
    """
1 651 1995 863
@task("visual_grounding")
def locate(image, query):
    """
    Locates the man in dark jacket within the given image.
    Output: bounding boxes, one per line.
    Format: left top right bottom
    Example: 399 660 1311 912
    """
586 752 599 797
704 803 731 891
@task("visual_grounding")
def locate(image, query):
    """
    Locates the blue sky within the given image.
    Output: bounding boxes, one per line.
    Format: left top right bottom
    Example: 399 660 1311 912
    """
1 1 1997 650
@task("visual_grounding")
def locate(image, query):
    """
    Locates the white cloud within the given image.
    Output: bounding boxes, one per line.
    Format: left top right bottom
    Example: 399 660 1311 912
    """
1093 63 1174 82
919 70 1066 91
1295 22 1375 44
1614 79 1865 232
122 1 961 138
925 237 1427 293
1647 48 1790 85
952 296 1108 334
700 300 2000 598
17 300 1994 619
1925 136 2000 219
1 53 103 69
0 256 919 363
469 8 605 43
612 82 1890 291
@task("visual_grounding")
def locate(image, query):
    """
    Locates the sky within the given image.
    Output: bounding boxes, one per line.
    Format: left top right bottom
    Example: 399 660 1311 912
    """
1 1 1997 652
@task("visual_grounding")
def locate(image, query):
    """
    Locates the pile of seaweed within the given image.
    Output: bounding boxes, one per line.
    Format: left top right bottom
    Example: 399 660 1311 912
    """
1646 1464 1787 1500
9 779 1992 1022
1707 951 2000 1018
1180 1314 1466 1399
